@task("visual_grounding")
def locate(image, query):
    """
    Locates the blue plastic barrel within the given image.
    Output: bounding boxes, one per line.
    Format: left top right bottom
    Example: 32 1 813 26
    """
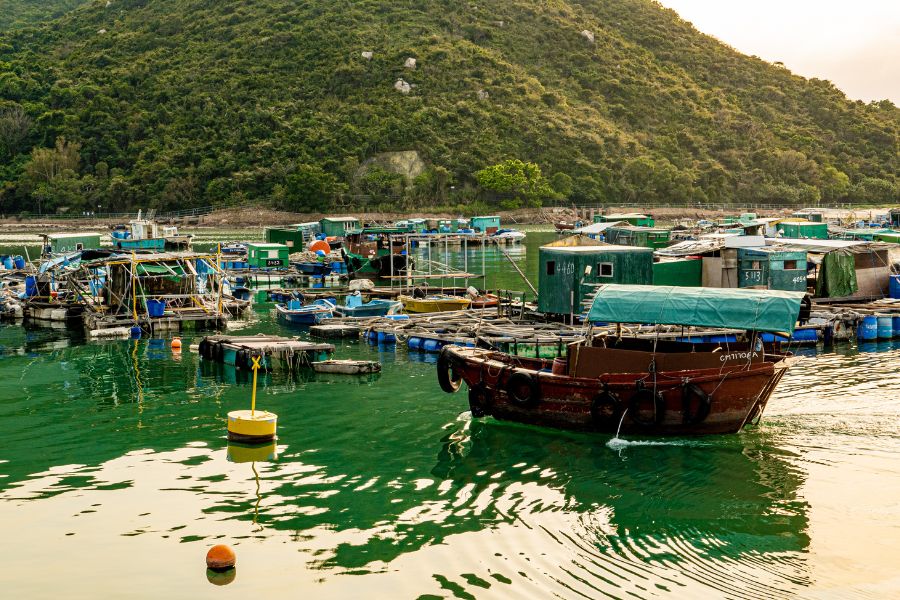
423 339 442 353
130 326 142 339
877 314 893 339
893 316 900 337
146 299 166 317
791 328 819 343
1 256 12 270
25 276 37 297
407 337 422 350
890 275 900 299
760 332 789 343
707 334 738 343
13 256 25 269
857 315 878 340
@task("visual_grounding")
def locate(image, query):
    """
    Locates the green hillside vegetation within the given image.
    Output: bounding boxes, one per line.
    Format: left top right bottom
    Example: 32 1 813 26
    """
0 0 897 215
0 0 87 31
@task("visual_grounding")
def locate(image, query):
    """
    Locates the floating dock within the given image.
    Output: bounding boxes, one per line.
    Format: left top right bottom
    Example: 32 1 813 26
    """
197 334 334 371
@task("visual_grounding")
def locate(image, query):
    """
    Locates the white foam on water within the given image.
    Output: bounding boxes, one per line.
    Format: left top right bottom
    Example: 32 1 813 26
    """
606 438 700 450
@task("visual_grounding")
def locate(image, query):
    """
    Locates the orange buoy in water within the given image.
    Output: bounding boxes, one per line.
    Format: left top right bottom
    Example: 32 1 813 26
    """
308 239 331 254
206 544 236 571
171 337 182 351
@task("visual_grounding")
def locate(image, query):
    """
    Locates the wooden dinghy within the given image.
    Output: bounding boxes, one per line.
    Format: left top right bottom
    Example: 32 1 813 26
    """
311 359 381 375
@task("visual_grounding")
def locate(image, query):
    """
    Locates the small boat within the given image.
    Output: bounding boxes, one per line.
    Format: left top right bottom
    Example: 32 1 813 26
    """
555 221 581 233
220 242 248 255
399 294 472 313
292 261 331 276
275 298 335 325
491 228 526 243
469 293 500 309
333 291 402 318
436 284 806 435
312 359 381 375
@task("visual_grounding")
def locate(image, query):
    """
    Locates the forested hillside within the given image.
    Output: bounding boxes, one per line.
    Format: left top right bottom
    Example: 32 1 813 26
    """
0 0 87 30
0 0 897 214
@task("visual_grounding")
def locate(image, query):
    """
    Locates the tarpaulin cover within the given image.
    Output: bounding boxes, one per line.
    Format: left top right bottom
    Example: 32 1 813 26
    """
587 284 806 333
814 249 858 298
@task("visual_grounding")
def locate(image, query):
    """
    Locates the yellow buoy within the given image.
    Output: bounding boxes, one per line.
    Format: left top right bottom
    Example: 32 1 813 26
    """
226 355 277 444
227 410 277 443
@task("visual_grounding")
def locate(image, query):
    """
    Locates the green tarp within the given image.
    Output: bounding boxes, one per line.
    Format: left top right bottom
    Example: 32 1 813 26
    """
587 284 806 333
814 249 858 298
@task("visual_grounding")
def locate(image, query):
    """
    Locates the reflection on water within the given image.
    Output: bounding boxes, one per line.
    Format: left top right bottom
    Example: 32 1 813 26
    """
1 233 899 597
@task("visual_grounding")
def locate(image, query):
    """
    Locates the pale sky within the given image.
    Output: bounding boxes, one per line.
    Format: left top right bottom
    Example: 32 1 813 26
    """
658 1 900 103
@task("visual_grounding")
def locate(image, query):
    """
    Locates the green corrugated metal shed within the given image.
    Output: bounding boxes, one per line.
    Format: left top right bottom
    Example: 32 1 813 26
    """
44 233 101 253
776 221 828 239
246 242 290 268
605 226 672 249
471 216 501 233
538 244 653 315
653 259 702 286
738 248 808 291
594 213 655 227
320 217 360 237
266 228 305 248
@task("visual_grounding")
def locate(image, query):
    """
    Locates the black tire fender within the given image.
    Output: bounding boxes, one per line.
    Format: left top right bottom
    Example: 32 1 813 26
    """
681 382 711 425
506 371 541 407
591 386 623 429
629 382 666 427
437 347 462 394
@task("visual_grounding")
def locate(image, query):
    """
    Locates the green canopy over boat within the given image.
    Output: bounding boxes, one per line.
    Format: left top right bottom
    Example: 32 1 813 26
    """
587 284 806 333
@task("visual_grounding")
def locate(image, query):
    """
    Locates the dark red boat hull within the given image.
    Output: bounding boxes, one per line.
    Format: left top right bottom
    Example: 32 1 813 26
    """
441 347 792 435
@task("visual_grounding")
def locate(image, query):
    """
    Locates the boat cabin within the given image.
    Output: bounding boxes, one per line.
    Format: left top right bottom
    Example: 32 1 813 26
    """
246 243 289 269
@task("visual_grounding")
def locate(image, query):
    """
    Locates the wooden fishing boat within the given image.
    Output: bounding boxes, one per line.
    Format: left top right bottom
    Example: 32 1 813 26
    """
400 294 472 313
436 285 806 436
275 298 334 325
312 359 381 375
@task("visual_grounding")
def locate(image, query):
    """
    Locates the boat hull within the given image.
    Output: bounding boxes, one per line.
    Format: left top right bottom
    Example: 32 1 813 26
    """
401 296 472 313
333 300 401 318
275 304 331 325
312 360 381 375
440 346 793 435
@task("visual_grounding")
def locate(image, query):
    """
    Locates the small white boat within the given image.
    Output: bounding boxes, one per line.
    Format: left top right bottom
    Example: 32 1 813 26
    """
490 228 526 243
312 359 382 375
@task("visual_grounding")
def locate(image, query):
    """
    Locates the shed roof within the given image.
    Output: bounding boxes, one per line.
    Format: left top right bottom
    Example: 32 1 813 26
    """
541 244 652 254
44 232 101 239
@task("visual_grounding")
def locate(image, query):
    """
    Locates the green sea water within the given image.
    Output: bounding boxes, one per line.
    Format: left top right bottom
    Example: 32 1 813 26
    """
1 233 899 598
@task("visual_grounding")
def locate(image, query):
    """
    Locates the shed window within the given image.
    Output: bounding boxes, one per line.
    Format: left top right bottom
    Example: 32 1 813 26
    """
75 243 84 251
784 260 798 270
751 261 761 269
267 249 280 259
598 262 614 277
546 261 556 275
